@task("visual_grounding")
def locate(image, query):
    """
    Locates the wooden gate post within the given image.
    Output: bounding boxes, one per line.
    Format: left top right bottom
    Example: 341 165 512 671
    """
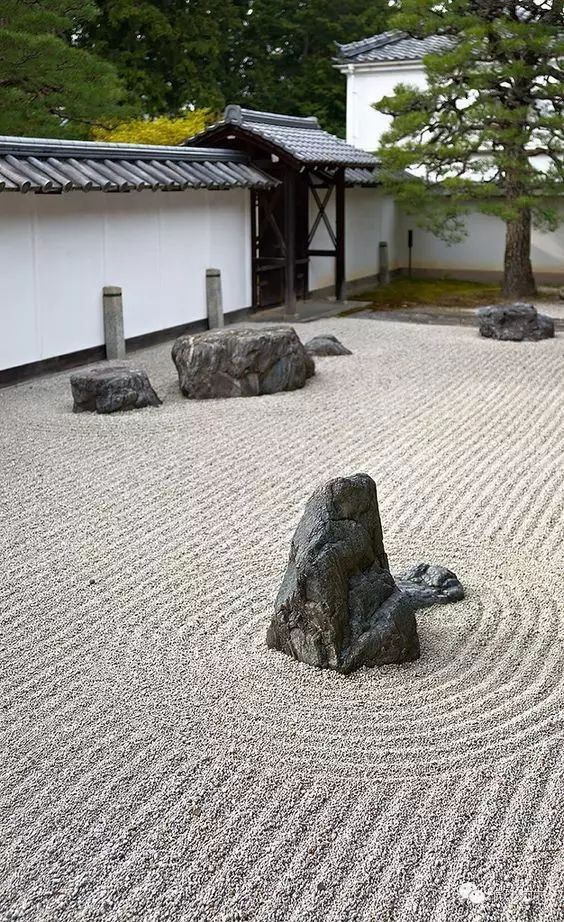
335 168 346 302
284 169 298 319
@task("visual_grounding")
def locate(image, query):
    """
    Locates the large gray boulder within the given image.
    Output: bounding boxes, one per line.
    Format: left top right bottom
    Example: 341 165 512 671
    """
305 334 352 356
172 326 315 399
70 366 161 414
478 303 554 341
267 474 420 674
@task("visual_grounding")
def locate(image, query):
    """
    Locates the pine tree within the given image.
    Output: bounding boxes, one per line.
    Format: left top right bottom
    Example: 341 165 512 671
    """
0 1 126 137
376 0 564 298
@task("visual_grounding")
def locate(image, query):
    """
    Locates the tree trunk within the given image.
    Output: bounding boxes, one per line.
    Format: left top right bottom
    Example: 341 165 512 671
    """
503 207 536 299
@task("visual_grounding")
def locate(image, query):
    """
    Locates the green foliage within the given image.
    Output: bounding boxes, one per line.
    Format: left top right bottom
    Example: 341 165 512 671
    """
77 0 244 117
228 0 390 135
92 111 216 145
0 0 127 137
376 1 564 241
78 1 390 135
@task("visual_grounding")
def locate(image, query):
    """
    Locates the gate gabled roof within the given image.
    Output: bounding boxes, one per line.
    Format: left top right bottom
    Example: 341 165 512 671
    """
184 106 377 170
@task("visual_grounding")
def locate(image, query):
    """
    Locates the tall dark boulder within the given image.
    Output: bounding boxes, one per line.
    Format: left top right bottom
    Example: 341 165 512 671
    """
267 474 420 674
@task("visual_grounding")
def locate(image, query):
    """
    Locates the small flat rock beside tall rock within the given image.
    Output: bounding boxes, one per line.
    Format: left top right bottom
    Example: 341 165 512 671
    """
477 303 554 341
396 563 464 607
70 366 162 414
267 474 464 674
304 334 352 356
172 327 315 399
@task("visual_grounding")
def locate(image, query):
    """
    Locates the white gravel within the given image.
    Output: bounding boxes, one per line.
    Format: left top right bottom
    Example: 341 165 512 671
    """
1 318 563 922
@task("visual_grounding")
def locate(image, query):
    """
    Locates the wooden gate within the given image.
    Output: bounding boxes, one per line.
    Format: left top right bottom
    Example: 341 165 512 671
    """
251 176 309 311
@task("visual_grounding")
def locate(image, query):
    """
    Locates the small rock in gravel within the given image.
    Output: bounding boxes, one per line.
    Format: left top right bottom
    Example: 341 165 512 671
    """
304 334 352 356
459 882 485 905
395 563 464 607
70 366 162 414
477 303 554 341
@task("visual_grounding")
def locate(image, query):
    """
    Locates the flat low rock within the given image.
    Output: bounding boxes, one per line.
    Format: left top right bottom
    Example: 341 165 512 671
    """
172 326 315 399
70 366 162 414
478 303 554 341
267 474 420 674
304 334 352 356
395 563 464 607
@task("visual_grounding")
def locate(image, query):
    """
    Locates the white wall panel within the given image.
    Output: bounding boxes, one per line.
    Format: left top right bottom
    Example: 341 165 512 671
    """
346 64 427 150
0 195 38 369
395 204 564 278
0 188 252 371
33 194 106 358
207 190 251 315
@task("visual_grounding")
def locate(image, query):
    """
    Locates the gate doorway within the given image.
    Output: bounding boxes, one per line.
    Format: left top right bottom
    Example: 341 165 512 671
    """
251 176 309 310
184 106 377 317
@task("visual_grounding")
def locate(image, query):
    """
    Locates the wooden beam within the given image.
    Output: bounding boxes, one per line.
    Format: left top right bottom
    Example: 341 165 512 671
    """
284 168 298 318
335 167 346 301
250 190 258 311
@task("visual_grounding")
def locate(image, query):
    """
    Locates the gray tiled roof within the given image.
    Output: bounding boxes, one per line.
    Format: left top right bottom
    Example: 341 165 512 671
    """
186 107 377 169
0 136 277 194
345 167 380 187
336 30 453 64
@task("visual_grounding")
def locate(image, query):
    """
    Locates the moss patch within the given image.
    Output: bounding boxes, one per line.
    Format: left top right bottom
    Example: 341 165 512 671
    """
352 277 504 311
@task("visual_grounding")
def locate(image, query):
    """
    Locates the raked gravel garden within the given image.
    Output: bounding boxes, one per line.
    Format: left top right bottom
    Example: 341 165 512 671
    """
1 317 563 922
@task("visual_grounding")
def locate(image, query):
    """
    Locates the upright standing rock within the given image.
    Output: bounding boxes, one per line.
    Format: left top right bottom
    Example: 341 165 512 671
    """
267 474 420 674
206 268 224 329
103 287 126 360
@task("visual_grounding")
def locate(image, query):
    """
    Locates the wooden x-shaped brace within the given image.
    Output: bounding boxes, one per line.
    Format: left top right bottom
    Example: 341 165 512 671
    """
308 183 337 249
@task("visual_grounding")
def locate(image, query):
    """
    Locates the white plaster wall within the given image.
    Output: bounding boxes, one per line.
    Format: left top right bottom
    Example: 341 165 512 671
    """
345 63 427 150
0 189 251 371
395 203 564 280
308 188 397 292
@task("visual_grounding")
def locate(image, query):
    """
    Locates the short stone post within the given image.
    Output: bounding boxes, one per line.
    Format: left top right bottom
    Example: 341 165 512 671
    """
103 286 125 360
378 242 390 285
206 268 224 329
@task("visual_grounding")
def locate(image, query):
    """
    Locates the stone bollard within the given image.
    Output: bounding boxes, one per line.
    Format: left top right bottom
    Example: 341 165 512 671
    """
103 286 126 360
206 268 224 329
378 242 390 285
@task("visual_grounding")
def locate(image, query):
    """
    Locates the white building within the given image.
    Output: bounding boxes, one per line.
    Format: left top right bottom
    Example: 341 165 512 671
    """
335 30 564 284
